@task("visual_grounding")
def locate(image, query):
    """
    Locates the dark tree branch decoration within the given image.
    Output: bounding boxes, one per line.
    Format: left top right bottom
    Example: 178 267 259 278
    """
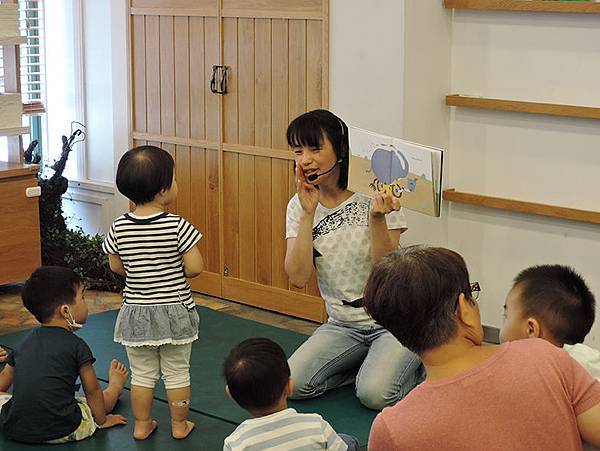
24 123 124 292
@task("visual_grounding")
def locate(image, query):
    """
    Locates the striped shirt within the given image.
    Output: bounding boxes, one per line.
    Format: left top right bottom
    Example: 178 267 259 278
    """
223 408 348 451
102 212 201 309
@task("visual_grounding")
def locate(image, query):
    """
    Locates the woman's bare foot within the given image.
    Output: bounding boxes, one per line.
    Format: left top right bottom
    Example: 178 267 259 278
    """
172 419 195 439
108 359 128 391
134 419 158 440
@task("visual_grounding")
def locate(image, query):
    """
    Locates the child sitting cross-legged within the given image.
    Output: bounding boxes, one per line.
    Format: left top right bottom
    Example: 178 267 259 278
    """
223 338 359 451
500 264 599 380
0 266 128 443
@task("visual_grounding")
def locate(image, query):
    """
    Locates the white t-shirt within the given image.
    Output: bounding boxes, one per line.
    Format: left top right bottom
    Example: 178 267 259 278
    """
564 343 600 381
564 343 600 451
286 192 407 325
223 408 347 451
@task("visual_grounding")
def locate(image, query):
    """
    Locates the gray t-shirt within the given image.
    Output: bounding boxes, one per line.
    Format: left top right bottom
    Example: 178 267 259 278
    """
286 192 407 324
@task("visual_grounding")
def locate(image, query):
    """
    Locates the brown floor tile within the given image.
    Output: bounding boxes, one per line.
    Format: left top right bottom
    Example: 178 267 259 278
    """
1 286 320 336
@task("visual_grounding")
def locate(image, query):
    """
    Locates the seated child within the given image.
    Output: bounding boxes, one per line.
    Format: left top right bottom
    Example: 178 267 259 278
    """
500 264 599 380
0 266 128 443
363 246 600 451
223 338 359 451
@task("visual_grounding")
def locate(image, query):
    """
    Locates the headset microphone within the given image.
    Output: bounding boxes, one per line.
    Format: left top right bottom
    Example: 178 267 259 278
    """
306 159 342 182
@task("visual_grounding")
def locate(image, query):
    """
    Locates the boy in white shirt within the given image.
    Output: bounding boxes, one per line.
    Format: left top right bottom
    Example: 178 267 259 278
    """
222 338 358 451
500 264 599 379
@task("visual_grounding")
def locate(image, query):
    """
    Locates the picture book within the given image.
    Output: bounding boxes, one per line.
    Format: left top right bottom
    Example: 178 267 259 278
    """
348 126 443 217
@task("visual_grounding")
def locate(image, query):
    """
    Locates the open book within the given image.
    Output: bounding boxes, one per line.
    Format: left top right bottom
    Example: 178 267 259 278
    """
348 126 444 217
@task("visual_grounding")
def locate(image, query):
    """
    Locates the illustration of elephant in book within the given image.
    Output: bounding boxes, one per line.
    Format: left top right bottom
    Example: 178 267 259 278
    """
368 146 410 198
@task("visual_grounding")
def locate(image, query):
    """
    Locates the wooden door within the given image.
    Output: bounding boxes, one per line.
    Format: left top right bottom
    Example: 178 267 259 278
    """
129 1 222 296
128 0 329 321
220 0 328 321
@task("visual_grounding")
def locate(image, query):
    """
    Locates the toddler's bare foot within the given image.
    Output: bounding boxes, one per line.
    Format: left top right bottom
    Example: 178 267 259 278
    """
108 359 128 391
172 419 195 439
134 419 158 440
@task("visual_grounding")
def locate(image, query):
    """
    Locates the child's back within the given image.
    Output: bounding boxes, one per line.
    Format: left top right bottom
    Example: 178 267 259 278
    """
104 211 200 346
0 327 94 442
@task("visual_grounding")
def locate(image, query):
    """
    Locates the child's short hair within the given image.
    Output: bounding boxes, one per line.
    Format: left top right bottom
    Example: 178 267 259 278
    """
21 266 83 323
116 145 174 205
513 265 595 345
223 338 290 411
286 109 349 190
364 246 476 355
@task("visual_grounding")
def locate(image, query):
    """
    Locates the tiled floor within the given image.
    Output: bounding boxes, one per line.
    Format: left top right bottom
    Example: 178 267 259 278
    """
0 283 320 336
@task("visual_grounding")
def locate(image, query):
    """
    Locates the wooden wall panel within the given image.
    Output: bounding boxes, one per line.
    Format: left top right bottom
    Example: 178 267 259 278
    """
223 152 240 278
271 159 289 289
306 20 322 111
190 17 207 140
204 18 220 143
255 156 272 285
271 19 288 150
254 19 272 148
206 148 220 274
222 0 323 19
238 18 255 146
132 16 147 133
239 154 256 281
288 20 306 122
145 16 161 134
223 18 238 144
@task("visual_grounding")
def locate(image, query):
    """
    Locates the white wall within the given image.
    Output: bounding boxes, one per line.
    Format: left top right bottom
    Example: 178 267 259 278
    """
448 9 600 346
62 0 130 235
329 0 405 138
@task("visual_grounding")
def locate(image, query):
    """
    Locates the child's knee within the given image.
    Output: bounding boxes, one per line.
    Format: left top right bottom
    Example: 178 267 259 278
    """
162 371 190 390
131 371 159 389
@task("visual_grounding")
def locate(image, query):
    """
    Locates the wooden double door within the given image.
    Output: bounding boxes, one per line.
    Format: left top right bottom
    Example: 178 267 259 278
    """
129 0 328 321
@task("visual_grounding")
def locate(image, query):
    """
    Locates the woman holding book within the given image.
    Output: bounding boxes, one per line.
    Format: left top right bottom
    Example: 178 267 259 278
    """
284 109 423 410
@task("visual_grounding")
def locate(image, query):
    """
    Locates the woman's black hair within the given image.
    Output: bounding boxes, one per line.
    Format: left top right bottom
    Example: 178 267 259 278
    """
286 109 349 190
116 145 174 205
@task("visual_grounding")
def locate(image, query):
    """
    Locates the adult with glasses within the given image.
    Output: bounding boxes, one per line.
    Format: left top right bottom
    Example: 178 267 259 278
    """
364 245 600 450
284 109 423 410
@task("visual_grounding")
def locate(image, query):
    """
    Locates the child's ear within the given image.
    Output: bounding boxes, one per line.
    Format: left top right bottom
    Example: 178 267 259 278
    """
225 384 233 400
286 378 294 397
59 304 70 318
526 317 541 339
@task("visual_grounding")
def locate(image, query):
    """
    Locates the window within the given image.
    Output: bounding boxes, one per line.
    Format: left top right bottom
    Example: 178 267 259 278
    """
0 0 45 162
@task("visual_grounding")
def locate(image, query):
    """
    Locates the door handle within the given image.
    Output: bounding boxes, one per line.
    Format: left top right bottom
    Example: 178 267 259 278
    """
210 65 228 94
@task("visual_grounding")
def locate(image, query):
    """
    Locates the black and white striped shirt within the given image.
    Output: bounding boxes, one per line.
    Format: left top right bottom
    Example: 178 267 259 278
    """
103 212 201 309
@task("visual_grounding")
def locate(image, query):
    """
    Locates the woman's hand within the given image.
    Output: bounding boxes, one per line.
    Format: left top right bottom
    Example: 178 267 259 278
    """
371 191 401 219
296 164 319 215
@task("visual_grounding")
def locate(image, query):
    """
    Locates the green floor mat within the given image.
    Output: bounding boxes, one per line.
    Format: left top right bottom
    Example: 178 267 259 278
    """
0 382 237 450
1 307 377 446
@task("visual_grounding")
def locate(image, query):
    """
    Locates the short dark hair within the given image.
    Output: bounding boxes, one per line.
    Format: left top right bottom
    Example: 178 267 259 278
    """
364 246 476 355
116 145 174 205
21 266 83 323
513 265 595 345
286 109 349 190
223 338 290 411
